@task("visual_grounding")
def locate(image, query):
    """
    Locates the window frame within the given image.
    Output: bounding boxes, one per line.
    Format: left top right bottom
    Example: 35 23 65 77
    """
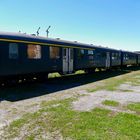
27 44 42 59
77 49 85 59
49 46 60 59
9 43 19 59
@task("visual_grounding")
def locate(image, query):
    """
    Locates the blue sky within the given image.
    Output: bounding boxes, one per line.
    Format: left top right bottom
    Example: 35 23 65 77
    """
0 0 140 51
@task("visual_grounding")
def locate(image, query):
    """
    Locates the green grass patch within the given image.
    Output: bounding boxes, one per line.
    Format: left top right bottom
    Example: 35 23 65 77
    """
126 76 140 86
119 89 134 92
87 87 100 92
104 78 126 91
127 102 140 112
102 100 119 107
48 72 61 78
87 76 127 92
88 70 140 92
88 77 125 92
3 98 140 140
75 70 85 74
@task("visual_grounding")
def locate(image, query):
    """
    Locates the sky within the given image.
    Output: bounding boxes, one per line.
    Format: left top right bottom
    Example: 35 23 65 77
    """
0 0 140 51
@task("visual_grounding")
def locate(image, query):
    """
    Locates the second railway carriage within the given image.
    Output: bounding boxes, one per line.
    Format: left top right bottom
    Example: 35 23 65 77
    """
138 53 140 65
122 51 137 67
0 32 139 82
74 46 116 71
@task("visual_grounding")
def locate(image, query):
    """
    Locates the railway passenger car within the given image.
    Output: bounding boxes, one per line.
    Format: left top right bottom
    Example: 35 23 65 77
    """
138 53 140 65
0 32 139 83
122 51 137 67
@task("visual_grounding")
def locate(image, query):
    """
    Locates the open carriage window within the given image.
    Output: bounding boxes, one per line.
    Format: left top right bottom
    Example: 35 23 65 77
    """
9 43 19 59
88 50 94 60
88 50 94 55
27 44 41 59
50 46 60 59
78 49 85 59
112 53 120 60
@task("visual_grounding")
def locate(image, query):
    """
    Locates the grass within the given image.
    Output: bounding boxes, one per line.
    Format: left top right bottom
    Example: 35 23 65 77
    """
48 72 61 78
102 100 119 107
88 70 140 92
48 70 85 78
75 70 85 75
119 89 134 92
1 69 140 139
127 102 140 112
88 75 127 92
2 98 140 140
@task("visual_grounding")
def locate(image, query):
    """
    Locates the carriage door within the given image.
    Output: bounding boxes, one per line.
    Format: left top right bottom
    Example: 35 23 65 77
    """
106 52 110 68
63 48 74 74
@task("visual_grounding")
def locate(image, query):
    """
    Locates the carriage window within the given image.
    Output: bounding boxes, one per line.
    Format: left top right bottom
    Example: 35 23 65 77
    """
88 50 94 60
50 46 60 59
9 43 18 59
70 49 73 60
78 49 85 59
81 49 85 54
112 53 119 60
112 53 116 60
63 48 67 57
101 52 106 57
27 44 41 59
124 54 129 60
88 50 94 55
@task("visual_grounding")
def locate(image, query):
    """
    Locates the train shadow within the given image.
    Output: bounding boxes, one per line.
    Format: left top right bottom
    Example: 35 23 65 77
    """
0 66 140 102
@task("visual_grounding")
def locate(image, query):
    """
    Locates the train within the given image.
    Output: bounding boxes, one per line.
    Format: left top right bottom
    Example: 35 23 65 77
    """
0 32 140 83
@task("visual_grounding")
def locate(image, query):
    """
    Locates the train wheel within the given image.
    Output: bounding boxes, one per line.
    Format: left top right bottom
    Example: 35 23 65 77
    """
85 69 95 74
36 74 48 82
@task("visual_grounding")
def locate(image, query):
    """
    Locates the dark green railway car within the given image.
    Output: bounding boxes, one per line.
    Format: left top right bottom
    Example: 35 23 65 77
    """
0 32 139 83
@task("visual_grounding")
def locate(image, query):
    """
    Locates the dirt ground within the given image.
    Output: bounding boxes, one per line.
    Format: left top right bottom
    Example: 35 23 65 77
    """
0 69 140 139
72 87 140 112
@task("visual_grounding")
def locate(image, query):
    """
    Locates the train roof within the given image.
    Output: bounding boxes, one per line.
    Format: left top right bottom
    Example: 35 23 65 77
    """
0 32 138 54
0 31 117 51
135 51 140 54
